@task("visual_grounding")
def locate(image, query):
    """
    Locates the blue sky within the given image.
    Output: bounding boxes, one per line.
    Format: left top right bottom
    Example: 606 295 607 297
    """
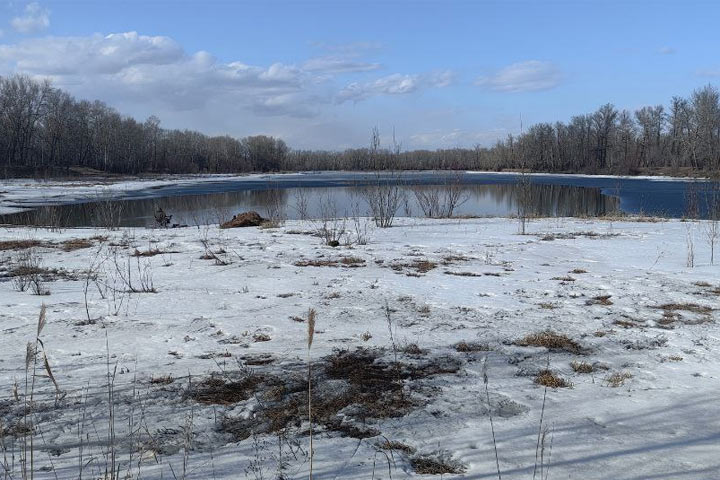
1 0 719 149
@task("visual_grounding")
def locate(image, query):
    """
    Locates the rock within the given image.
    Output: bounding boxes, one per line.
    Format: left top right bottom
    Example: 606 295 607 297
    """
220 211 265 228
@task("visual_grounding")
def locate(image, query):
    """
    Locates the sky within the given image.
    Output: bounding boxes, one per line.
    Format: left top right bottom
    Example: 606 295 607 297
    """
0 0 719 150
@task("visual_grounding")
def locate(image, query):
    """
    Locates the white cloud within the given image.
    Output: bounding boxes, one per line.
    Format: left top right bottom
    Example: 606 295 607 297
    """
409 128 509 148
336 70 454 103
658 46 676 55
303 55 381 74
0 32 312 114
475 60 562 93
697 68 720 77
0 30 459 148
11 2 50 34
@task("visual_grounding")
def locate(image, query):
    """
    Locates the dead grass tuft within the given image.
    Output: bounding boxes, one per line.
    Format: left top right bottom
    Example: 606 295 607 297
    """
132 248 177 257
189 373 265 404
586 295 613 306
400 343 425 355
411 452 466 475
377 439 416 454
570 360 594 374
605 371 632 387
294 256 365 268
516 331 584 354
656 303 713 314
60 238 94 251
0 239 43 251
149 375 174 385
454 341 491 353
390 259 437 275
444 270 482 277
534 369 572 388
570 268 588 274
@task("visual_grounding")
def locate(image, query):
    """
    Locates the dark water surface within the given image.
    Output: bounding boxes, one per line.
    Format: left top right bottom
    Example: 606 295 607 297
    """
0 171 715 227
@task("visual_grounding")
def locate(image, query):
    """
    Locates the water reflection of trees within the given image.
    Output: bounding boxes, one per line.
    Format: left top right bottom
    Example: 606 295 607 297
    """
0 183 617 227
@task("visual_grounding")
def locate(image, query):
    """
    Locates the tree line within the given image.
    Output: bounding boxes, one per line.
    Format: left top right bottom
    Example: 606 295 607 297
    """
1 73 719 177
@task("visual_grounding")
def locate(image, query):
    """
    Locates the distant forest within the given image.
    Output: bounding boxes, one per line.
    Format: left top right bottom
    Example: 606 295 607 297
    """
1 74 719 177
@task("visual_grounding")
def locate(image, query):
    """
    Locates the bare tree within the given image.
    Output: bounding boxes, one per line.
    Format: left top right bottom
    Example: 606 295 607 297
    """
412 172 468 218
362 127 405 228
703 179 720 264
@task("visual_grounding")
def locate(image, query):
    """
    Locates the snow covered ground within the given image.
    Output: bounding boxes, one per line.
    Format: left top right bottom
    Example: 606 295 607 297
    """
0 216 719 479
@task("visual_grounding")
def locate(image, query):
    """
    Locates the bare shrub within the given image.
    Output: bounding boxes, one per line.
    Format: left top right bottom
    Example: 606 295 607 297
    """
412 172 468 218
93 194 125 231
263 185 286 227
516 169 533 234
11 249 49 295
362 127 405 228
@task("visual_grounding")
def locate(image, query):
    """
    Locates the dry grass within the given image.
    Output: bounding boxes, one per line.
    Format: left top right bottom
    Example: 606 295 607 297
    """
551 275 576 282
60 238 94 251
586 295 613 306
390 259 437 275
132 248 177 257
149 375 174 385
189 374 265 405
538 302 559 309
444 270 482 277
656 303 713 314
570 268 588 274
454 341 491 353
570 360 594 374
534 369 572 388
217 347 461 441
294 256 365 268
0 239 44 251
411 453 466 475
252 333 271 342
377 439 416 454
605 371 633 387
614 319 641 329
516 331 584 354
400 343 425 355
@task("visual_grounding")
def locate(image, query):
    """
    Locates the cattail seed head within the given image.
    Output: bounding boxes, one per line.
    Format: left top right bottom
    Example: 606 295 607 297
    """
307 308 316 349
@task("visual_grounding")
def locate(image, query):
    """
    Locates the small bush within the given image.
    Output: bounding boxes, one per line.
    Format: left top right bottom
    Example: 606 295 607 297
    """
570 360 594 373
534 369 572 388
605 371 632 387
